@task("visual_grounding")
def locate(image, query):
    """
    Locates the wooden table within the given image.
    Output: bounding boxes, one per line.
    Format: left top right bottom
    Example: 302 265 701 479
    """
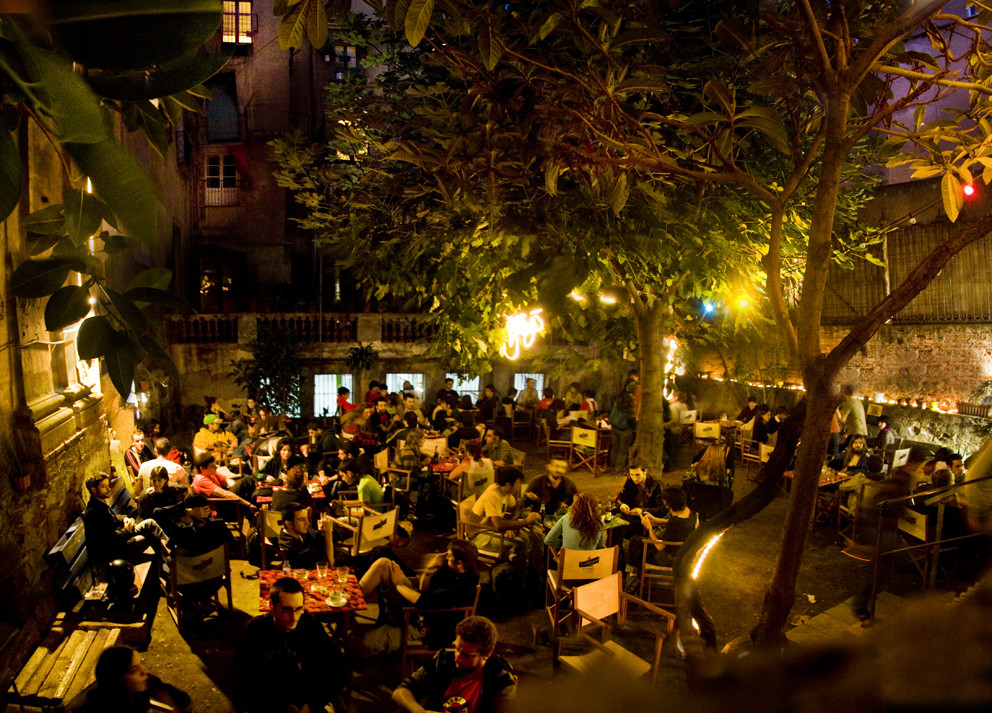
258 567 367 634
255 480 327 506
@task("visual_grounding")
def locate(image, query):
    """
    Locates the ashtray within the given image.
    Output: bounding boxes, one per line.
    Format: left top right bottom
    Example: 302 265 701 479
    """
310 585 328 596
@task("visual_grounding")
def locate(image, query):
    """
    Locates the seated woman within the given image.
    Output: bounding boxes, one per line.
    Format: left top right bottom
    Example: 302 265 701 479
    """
448 411 481 450
272 465 313 513
638 487 699 567
357 540 481 654
829 434 871 475
260 438 306 486
544 493 605 551
69 645 191 712
447 439 495 500
686 442 731 487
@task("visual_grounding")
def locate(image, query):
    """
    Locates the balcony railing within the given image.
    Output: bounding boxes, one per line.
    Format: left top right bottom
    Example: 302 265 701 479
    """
256 314 357 343
167 315 239 344
381 316 434 343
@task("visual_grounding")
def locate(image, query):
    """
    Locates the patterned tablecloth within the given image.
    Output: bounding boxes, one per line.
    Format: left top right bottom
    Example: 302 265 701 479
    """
258 568 367 614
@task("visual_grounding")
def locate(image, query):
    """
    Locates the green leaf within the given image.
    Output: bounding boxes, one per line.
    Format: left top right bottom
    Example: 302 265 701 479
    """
538 12 562 41
124 287 194 312
8 258 74 298
66 139 159 243
941 172 963 223
23 204 67 236
19 44 107 143
87 44 232 101
704 79 734 116
103 288 148 334
306 0 329 50
405 0 434 47
44 284 92 331
737 106 790 154
26 233 61 256
105 331 137 400
0 128 20 223
76 315 115 360
478 18 502 71
100 232 129 254
139 334 180 377
63 189 104 246
278 2 307 50
125 267 173 293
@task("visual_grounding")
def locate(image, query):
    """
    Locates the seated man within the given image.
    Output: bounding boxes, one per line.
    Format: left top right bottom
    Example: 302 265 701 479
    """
155 493 232 555
482 426 512 468
83 473 168 570
123 430 154 482
137 437 188 491
476 384 500 423
192 414 238 456
305 420 338 476
235 577 349 713
464 467 542 582
393 616 516 713
523 459 578 514
277 503 327 570
191 453 257 516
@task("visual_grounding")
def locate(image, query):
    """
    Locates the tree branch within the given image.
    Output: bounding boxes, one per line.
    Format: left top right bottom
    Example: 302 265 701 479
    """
848 0 949 87
873 64 992 93
823 214 992 377
797 0 833 75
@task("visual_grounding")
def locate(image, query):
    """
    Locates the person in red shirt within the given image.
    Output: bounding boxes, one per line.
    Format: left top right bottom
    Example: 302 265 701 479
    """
191 454 257 516
364 380 386 406
337 387 359 415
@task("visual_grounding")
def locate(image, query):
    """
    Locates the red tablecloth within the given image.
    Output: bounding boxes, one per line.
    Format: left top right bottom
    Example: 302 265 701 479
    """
258 568 367 614
256 481 327 505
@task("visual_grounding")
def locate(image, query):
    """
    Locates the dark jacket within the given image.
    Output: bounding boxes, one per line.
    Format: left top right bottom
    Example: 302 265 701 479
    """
82 497 128 567
616 475 668 518
398 648 516 713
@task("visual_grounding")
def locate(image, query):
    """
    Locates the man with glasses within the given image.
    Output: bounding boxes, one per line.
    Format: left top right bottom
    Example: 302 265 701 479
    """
393 616 516 713
235 577 349 713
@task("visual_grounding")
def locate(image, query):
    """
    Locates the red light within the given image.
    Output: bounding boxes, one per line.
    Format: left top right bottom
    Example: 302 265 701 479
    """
964 183 976 197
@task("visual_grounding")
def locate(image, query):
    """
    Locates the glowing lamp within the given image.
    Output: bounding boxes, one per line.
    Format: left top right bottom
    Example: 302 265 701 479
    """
704 302 714 314
738 297 749 309
499 308 545 360
964 183 976 197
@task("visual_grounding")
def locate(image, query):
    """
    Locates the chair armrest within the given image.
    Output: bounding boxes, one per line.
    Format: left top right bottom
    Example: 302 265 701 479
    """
572 607 613 639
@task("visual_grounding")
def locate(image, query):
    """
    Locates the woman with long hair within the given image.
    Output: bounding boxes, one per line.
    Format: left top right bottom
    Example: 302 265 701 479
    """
544 493 605 550
72 645 191 712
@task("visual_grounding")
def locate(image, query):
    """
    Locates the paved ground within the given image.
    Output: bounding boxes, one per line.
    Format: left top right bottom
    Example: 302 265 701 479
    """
138 436 959 712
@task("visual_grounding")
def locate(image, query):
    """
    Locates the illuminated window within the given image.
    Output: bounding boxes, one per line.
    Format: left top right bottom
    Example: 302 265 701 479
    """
446 373 480 401
223 1 253 44
314 374 354 417
332 44 358 80
513 373 545 394
386 373 425 399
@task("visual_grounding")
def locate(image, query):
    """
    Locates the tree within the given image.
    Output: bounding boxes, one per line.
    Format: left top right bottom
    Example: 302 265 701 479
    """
2 2 228 398
272 7 832 470
230 326 305 418
288 0 992 644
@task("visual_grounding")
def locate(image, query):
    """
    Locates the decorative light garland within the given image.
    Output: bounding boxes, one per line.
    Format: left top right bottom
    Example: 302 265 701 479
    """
499 308 545 361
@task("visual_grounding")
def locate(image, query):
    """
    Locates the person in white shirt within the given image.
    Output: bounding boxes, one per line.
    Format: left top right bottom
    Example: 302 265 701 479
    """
465 467 541 581
136 438 187 492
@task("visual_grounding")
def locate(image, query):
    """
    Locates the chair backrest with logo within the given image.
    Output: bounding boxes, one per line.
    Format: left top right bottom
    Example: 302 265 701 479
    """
693 421 720 440
559 546 619 583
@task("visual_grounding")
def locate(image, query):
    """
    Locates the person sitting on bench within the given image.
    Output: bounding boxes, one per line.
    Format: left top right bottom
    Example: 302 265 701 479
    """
83 473 168 570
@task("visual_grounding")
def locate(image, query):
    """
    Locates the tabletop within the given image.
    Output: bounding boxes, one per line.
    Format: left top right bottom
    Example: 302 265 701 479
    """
255 481 326 505
258 567 367 614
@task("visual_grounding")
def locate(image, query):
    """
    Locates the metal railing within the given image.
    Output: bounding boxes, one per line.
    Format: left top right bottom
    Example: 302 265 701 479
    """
167 315 239 344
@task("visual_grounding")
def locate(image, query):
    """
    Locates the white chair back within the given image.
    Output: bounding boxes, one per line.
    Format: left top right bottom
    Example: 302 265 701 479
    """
693 421 720 440
560 547 618 581
759 443 775 463
680 410 697 424
175 544 227 586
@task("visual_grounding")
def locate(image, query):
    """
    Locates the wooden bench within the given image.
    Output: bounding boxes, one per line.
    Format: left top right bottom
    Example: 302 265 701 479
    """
7 616 122 713
44 483 157 647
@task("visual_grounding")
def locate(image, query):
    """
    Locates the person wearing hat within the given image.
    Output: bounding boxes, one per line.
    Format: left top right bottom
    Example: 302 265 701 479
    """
193 413 238 454
524 459 578 515
874 415 895 452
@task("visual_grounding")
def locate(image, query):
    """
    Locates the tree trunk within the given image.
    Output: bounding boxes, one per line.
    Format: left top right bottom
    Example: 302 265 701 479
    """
750 374 837 645
633 304 666 472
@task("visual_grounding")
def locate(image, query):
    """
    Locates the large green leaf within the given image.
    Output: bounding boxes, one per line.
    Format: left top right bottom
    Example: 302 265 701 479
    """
63 189 104 246
125 267 173 293
103 288 148 335
27 233 61 256
66 139 159 243
44 284 93 331
941 171 963 223
306 0 329 50
76 315 115 360
18 43 107 144
124 287 194 313
0 128 19 223
23 204 67 236
405 0 434 47
8 258 74 298
87 44 233 101
278 2 307 50
139 334 179 377
478 18 502 71
105 331 137 400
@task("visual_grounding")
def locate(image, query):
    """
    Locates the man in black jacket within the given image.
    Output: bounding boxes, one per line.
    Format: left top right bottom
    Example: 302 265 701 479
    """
393 616 516 713
83 473 168 569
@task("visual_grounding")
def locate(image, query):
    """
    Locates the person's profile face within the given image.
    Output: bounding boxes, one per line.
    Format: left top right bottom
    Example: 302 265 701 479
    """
94 478 112 500
452 635 490 671
445 549 466 573
951 459 964 477
124 651 149 693
289 509 309 534
629 468 646 485
273 591 305 632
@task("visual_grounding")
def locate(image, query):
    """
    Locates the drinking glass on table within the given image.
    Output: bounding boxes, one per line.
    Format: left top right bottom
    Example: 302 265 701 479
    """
336 566 349 584
316 561 328 579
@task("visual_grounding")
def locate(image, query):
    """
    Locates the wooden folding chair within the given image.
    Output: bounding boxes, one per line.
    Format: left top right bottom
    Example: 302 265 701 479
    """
569 425 608 477
401 584 482 676
206 497 249 558
546 547 619 637
693 421 720 442
332 506 398 559
374 448 413 507
541 421 571 461
556 572 675 684
258 510 284 570
508 446 526 472
504 404 532 441
456 494 507 567
165 542 233 633
679 410 698 445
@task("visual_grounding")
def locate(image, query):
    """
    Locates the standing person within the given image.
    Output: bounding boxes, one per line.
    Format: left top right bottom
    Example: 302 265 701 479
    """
607 391 636 473
874 416 895 452
70 645 191 712
393 616 516 713
622 370 641 418
663 391 687 470
736 396 758 424
235 577 349 713
838 384 867 438
544 493 605 551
